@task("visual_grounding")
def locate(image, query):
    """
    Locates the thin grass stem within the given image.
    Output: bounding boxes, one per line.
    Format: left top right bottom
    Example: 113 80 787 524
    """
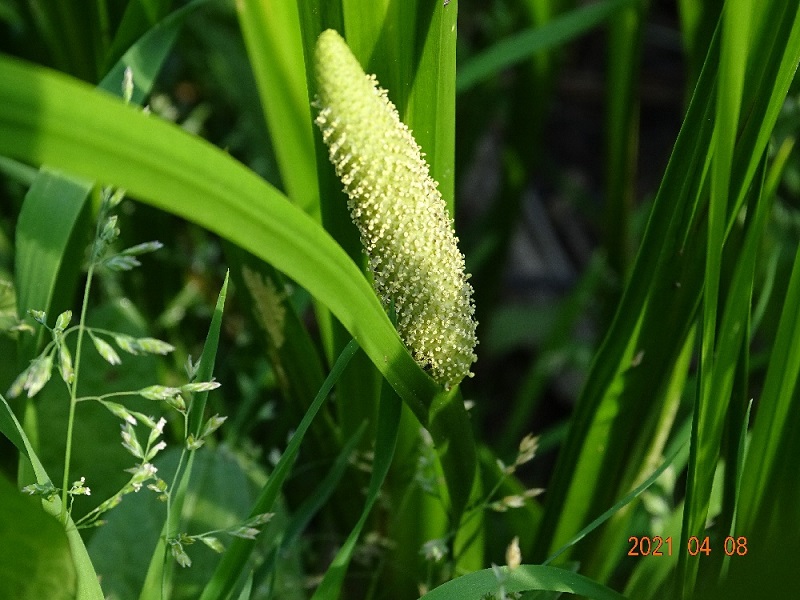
60 261 95 523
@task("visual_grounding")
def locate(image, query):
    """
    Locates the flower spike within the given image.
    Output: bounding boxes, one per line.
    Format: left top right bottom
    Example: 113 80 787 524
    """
313 29 477 388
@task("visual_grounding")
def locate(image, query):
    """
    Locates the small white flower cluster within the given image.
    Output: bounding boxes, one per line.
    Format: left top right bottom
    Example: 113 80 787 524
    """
313 29 478 388
420 537 449 562
70 476 91 496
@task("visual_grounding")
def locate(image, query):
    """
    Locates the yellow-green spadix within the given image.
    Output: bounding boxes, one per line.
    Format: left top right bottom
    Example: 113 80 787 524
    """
313 29 477 389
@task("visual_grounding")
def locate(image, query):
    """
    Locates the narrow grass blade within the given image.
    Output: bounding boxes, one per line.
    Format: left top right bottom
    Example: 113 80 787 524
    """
584 325 694 581
138 273 228 600
420 565 627 600
677 0 723 88
255 423 366 589
293 0 354 283
199 339 360 600
426 385 477 528
0 393 52 489
603 0 647 276
544 437 688 567
405 1 458 210
456 0 637 93
737 242 800 532
187 272 228 437
99 0 212 104
679 2 787 594
103 0 175 74
310 378 401 599
719 398 752 582
23 0 100 80
235 574 253 600
533 30 718 562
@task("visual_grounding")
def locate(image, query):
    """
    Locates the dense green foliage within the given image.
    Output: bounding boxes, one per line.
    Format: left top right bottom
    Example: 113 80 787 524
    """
1 0 799 598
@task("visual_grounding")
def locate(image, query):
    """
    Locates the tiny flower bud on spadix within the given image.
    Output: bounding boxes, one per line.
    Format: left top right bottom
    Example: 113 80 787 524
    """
313 29 478 388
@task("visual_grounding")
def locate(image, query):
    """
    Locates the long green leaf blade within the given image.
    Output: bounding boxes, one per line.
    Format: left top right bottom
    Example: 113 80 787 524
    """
679 1 752 594
236 0 319 217
421 565 627 600
15 169 89 360
0 53 439 420
138 273 228 600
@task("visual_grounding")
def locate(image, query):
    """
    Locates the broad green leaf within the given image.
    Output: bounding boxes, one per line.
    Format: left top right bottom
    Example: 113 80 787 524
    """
420 564 627 600
90 445 282 600
0 393 104 600
0 474 76 600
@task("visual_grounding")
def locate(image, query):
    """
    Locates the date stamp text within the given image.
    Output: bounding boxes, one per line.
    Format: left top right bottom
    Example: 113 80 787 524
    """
627 536 748 557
